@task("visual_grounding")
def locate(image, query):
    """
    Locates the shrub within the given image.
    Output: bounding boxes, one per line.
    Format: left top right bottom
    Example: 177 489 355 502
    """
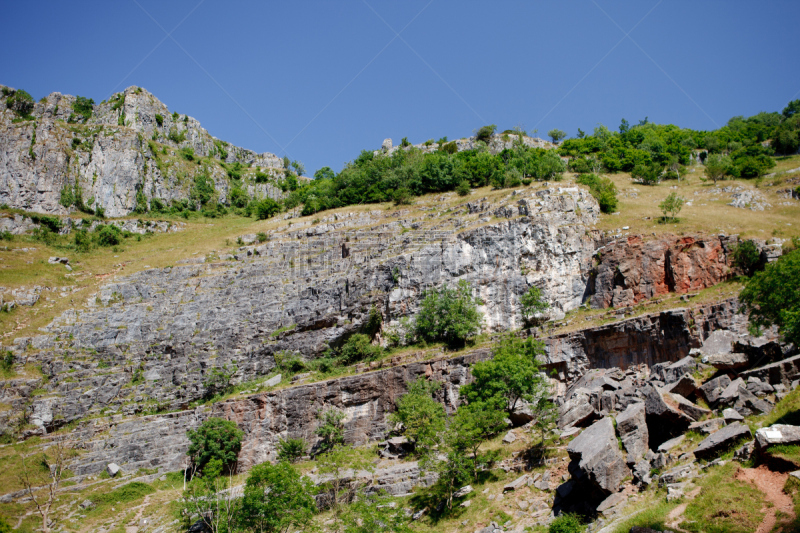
154 113 163 127
393 187 413 205
339 333 382 364
704 153 732 184
740 248 800 346
576 174 617 214
277 437 307 463
254 197 280 220
520 286 549 326
95 224 122 246
186 418 243 474
203 363 237 398
256 232 268 243
229 186 249 208
254 171 269 183
503 168 522 188
732 239 762 277
549 513 584 533
167 127 186 144
456 180 471 196
388 379 445 452
179 146 195 162
5 88 34 118
74 230 91 252
441 141 458 154
475 124 497 142
659 192 684 222
632 163 661 185
548 129 566 144
191 173 215 207
72 96 94 121
415 280 482 348
239 462 316 533
315 408 345 454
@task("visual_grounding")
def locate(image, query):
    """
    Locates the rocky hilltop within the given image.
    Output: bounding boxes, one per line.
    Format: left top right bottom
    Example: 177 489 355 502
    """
0 85 286 217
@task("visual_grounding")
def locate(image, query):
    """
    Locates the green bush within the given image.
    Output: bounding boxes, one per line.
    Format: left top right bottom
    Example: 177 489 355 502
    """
277 437 307 463
475 124 497 142
72 96 94 121
314 409 345 454
254 171 270 183
339 333 382 364
5 88 34 118
167 127 186 144
254 197 280 220
95 224 122 246
549 513 585 533
191 173 215 207
238 461 316 533
632 163 661 185
186 417 243 473
229 186 249 208
179 146 195 162
154 113 163 127
576 173 618 213
732 239 762 277
415 280 482 348
74 230 91 252
740 248 800 346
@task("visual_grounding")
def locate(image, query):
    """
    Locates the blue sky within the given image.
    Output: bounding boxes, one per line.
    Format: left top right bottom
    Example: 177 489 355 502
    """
2 1 799 174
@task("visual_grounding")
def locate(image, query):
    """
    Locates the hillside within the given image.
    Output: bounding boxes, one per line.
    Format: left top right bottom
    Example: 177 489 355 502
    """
1 86 800 533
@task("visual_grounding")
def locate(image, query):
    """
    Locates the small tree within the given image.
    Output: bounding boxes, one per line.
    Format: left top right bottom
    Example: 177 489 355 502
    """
739 248 800 346
659 192 684 222
181 458 239 533
339 333 382 364
237 461 316 533
276 437 307 463
291 160 305 176
388 379 446 454
19 436 71 533
631 163 661 185
314 166 335 180
732 239 762 277
474 124 497 143
186 418 243 475
315 408 345 454
461 333 550 414
456 180 471 196
415 280 483 348
704 153 732 184
548 129 566 144
520 286 549 326
254 197 280 220
340 490 413 533
446 401 506 481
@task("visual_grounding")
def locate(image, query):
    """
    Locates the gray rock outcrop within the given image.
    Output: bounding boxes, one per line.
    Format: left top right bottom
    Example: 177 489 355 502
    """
566 417 628 495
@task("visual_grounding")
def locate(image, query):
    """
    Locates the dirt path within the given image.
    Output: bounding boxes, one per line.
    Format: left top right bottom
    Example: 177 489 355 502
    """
665 486 701 532
736 466 795 533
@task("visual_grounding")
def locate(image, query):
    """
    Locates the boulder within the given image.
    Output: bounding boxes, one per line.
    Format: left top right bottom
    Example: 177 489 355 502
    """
596 492 626 513
701 329 737 355
657 435 685 453
717 378 746 406
755 424 800 449
509 400 534 427
453 485 473 498
558 394 597 429
263 374 281 388
503 474 529 492
643 384 694 446
567 417 629 494
698 374 732 405
707 352 749 371
742 354 800 387
502 431 517 444
664 391 710 421
689 418 726 435
632 460 652 487
615 403 649 461
659 463 694 485
694 422 752 459
723 408 744 422
106 463 121 477
746 379 774 397
652 356 697 385
663 374 698 398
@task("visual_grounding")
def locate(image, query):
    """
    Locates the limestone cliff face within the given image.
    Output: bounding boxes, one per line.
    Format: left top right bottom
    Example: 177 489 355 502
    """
1 187 599 434
0 85 285 217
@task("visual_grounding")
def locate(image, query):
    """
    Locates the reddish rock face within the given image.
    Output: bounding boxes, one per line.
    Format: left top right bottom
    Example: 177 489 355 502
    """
590 234 736 309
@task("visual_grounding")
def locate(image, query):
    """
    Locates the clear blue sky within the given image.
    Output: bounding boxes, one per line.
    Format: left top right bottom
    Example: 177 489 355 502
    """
2 1 799 174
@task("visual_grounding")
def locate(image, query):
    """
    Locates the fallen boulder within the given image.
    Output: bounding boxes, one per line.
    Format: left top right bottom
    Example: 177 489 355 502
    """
694 422 752 459
663 374 698 398
615 402 649 462
742 354 800 387
707 352 749 371
664 391 710 421
558 393 597 429
755 424 800 449
698 374 732 405
567 417 629 495
651 356 697 385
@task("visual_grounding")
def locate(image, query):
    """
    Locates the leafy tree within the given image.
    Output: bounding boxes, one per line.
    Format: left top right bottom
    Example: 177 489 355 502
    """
631 162 661 185
237 461 316 533
339 333 382 364
659 191 684 222
314 166 335 180
520 286 549 326
254 197 280 220
548 129 566 143
95 224 122 247
446 401 506 480
315 408 345 454
277 437 307 463
72 96 94 121
704 153 732 184
191 173 215 207
186 418 243 474
180 458 239 533
455 180 471 196
772 123 800 155
5 88 34 118
619 119 630 134
291 160 305 176
315 445 373 512
475 124 497 142
531 150 566 181
783 99 800 119
732 239 762 277
739 248 800 346
340 491 412 533
415 280 483 347
388 379 446 453
461 333 550 413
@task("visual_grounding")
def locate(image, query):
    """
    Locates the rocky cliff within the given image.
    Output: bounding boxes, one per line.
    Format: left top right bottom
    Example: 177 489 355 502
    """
0 85 286 217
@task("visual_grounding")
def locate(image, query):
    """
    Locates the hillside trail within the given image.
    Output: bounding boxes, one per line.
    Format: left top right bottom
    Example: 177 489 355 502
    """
665 485 701 532
736 465 795 533
124 494 151 533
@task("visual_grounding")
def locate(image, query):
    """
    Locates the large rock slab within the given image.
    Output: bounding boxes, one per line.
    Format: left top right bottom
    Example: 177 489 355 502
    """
707 352 749 371
698 374 732 405
558 393 597 429
567 417 629 494
755 425 800 449
615 402 649 461
664 391 710 421
694 422 752 459
652 356 697 385
742 354 800 387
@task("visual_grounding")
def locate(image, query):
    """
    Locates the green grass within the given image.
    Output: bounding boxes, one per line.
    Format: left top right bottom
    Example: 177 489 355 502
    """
611 496 677 533
680 462 765 533
763 444 800 468
759 386 800 428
